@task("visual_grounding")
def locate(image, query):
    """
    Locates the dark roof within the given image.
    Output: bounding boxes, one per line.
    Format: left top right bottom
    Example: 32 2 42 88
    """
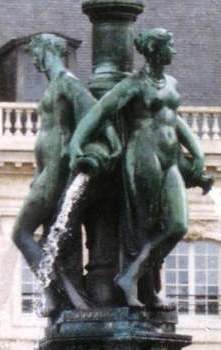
0 0 219 106
0 33 81 57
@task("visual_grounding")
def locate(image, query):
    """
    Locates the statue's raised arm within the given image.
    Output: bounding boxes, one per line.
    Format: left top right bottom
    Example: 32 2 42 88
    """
69 75 140 171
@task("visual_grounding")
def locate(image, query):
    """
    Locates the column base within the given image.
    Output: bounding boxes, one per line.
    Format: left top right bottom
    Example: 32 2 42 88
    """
39 308 192 350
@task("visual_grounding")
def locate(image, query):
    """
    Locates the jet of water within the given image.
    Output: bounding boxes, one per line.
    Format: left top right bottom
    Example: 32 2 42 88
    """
37 173 90 288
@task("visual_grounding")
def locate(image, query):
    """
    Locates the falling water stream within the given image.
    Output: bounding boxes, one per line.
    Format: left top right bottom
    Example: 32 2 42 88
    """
37 173 90 288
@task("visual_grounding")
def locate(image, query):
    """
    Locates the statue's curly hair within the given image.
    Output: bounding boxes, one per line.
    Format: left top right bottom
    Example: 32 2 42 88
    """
28 33 67 57
134 28 172 58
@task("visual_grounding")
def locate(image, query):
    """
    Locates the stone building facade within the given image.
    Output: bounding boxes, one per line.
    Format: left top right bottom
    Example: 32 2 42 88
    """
0 1 220 350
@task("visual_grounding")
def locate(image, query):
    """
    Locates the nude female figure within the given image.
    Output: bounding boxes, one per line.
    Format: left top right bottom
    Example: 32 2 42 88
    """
12 34 122 315
69 28 209 309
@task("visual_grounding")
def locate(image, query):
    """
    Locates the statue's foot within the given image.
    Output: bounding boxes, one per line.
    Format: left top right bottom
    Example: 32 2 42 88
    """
148 294 176 312
59 271 91 310
38 288 58 317
114 274 144 308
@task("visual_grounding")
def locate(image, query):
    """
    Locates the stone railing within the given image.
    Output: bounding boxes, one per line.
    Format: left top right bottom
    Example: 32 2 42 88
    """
0 102 38 150
0 103 221 152
179 106 221 141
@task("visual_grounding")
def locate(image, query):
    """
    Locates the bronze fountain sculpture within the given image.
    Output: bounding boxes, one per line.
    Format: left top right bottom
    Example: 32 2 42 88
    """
13 33 122 315
12 1 213 350
69 28 212 311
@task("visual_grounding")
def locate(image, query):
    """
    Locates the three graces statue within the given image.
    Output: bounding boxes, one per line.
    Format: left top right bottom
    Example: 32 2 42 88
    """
12 30 213 317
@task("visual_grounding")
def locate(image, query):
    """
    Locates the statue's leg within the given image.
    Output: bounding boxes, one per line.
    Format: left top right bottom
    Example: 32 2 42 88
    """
158 164 188 261
144 165 188 310
13 170 50 270
12 169 60 315
116 145 162 307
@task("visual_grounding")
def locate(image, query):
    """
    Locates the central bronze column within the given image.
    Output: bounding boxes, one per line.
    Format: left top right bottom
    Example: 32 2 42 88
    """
81 0 144 307
82 0 144 96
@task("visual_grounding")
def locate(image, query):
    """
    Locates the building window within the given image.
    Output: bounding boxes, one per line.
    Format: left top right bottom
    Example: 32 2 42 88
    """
21 259 40 313
164 241 220 316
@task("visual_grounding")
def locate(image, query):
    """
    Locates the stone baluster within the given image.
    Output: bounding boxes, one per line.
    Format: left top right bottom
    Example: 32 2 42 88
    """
0 107 3 136
26 109 33 136
219 296 221 315
189 295 195 316
14 109 23 136
182 112 190 126
212 113 220 140
4 108 12 135
36 114 41 134
201 113 210 140
192 112 199 136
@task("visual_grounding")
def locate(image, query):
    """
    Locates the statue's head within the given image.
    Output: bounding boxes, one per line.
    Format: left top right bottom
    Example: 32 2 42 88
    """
28 33 67 72
134 28 176 66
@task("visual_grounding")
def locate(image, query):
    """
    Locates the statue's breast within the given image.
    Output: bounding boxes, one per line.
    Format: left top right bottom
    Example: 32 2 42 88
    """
142 76 181 112
164 77 181 109
38 85 56 115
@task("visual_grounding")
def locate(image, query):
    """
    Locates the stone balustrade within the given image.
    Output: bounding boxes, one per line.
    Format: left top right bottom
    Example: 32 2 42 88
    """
0 102 221 153
0 102 38 151
179 106 221 141
0 102 38 137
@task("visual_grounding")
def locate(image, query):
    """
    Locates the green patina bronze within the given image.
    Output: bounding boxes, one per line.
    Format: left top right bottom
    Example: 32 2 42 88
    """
83 0 143 97
69 27 212 309
12 1 213 349
12 33 122 315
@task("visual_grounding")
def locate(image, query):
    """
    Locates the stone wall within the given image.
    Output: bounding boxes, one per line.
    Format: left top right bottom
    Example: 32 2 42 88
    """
0 0 219 105
0 0 91 82
135 0 221 106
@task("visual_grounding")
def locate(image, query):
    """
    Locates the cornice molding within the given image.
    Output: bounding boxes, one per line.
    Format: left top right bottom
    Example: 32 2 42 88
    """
185 219 221 242
0 161 35 175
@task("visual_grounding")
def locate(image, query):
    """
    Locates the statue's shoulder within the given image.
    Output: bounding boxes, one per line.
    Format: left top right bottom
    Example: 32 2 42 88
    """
117 71 141 94
127 70 142 82
132 67 152 86
58 70 92 97
165 74 178 87
58 70 80 86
